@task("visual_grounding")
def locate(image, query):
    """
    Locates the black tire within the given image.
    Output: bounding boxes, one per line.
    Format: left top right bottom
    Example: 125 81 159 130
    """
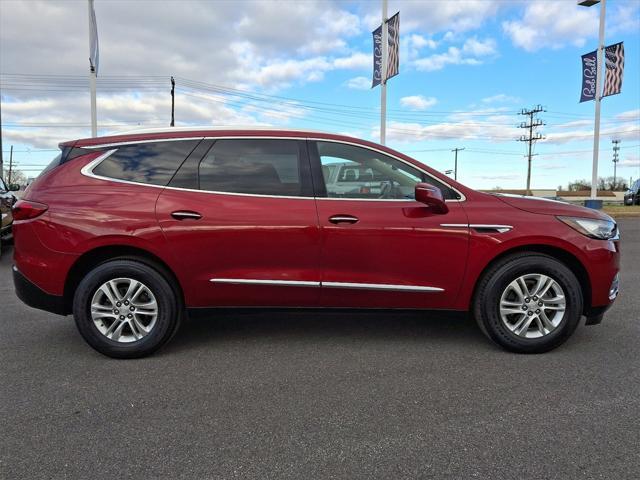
473 253 583 353
73 259 180 358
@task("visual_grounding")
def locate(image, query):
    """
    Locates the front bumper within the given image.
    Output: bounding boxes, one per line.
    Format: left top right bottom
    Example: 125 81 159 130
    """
584 272 619 326
13 266 67 315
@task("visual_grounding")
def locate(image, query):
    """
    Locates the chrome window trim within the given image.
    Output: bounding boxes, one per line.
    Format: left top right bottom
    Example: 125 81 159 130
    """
83 137 205 149
81 140 316 199
80 135 466 202
210 278 444 292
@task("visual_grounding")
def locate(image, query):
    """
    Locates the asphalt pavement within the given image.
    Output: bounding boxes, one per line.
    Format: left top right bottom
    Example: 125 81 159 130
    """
1 218 638 479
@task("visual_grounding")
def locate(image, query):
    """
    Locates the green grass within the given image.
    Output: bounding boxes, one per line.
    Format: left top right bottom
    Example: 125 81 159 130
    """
602 205 640 217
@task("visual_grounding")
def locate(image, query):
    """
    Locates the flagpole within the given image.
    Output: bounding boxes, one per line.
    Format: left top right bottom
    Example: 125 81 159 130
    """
590 0 606 200
88 0 97 138
380 0 388 145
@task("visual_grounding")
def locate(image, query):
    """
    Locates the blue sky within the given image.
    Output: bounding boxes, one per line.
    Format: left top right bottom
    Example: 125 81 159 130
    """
1 0 638 189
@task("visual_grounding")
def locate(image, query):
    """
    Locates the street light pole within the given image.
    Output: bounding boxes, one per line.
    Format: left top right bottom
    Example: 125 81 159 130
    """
579 0 607 200
380 0 388 145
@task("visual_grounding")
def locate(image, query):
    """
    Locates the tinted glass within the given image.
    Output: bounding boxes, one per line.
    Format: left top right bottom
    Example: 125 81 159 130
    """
38 153 62 178
316 141 457 200
93 140 199 186
0 177 7 192
198 139 304 196
168 140 214 190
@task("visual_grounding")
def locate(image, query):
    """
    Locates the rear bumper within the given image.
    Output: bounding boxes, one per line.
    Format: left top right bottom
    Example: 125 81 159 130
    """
13 266 67 315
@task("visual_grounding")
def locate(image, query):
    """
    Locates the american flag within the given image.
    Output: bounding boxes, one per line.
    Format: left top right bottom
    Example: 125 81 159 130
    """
386 12 400 80
602 42 624 98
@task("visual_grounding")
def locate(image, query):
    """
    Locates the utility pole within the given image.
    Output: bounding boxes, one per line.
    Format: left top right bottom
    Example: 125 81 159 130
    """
8 145 13 185
170 76 175 127
612 139 620 190
451 147 464 181
518 105 545 196
380 0 388 145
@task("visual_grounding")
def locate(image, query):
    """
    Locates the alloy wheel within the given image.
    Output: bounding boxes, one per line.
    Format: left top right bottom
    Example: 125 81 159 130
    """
90 277 158 343
499 273 566 339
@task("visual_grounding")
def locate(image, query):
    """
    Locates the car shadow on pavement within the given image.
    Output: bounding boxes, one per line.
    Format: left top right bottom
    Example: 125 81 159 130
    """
163 309 489 354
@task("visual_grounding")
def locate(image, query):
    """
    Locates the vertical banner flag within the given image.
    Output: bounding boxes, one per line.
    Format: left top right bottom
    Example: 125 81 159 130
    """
372 12 400 88
386 12 399 80
89 0 99 74
372 25 383 88
580 50 597 102
603 42 624 97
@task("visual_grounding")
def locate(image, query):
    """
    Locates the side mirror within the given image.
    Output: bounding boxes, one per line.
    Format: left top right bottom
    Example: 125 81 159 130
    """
415 182 448 214
9 184 20 192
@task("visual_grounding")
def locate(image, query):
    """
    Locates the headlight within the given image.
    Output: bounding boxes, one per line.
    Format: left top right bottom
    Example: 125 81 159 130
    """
557 216 618 240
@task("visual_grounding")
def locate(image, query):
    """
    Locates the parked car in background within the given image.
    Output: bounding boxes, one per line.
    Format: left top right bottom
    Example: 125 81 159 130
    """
1 176 19 254
12 128 620 358
624 179 640 206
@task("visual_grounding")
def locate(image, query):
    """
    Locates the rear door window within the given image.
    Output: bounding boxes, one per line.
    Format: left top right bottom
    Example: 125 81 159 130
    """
93 140 200 186
197 139 311 197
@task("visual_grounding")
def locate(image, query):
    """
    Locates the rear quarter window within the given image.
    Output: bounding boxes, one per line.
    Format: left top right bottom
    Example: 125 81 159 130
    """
93 140 200 186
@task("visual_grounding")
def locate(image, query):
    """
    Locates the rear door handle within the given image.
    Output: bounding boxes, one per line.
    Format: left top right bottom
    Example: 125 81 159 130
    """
329 215 359 225
171 210 202 220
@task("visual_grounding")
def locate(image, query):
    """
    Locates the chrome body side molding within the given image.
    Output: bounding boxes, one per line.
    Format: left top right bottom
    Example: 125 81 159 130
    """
440 223 512 233
322 282 444 292
210 278 444 293
210 279 320 287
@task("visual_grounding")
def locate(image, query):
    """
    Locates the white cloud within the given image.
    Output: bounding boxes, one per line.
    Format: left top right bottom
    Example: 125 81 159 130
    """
502 1 597 51
545 124 640 145
375 110 520 143
408 34 437 50
400 95 438 111
617 150 639 169
0 90 280 149
618 156 640 168
404 34 439 62
463 37 497 56
481 94 520 104
0 0 365 92
344 76 371 90
362 1 503 35
413 37 497 71
616 109 640 122
553 120 592 130
473 174 520 181
609 3 640 36
332 52 370 70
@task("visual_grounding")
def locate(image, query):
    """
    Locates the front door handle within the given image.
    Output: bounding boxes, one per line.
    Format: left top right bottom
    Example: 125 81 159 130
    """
171 210 202 220
329 214 359 225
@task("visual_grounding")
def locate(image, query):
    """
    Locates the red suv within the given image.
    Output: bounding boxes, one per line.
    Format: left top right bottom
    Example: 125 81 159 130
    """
13 128 620 358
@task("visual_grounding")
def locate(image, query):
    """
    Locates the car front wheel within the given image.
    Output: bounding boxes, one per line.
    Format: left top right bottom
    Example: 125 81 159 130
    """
473 253 583 353
73 259 180 358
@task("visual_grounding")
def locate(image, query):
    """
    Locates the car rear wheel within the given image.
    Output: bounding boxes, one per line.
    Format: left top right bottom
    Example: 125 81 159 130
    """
473 253 583 353
73 259 180 358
